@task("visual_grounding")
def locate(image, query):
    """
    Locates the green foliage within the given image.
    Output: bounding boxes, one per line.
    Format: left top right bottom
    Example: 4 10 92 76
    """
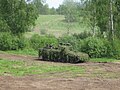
80 37 108 58
40 28 47 35
73 31 93 39
59 35 77 46
59 35 120 59
49 7 57 15
33 0 57 15
30 34 58 50
59 35 79 51
17 36 30 50
84 0 120 40
56 5 66 15
79 37 120 58
0 32 13 50
0 18 10 32
0 32 29 51
59 0 81 22
112 39 120 59
0 0 38 35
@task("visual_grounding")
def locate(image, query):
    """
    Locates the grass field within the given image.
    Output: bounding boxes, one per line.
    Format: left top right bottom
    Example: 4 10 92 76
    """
0 58 85 76
90 58 120 63
26 15 90 37
0 56 119 79
0 49 38 56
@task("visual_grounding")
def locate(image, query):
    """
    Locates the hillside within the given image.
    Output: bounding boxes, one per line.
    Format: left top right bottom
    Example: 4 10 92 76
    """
27 15 90 37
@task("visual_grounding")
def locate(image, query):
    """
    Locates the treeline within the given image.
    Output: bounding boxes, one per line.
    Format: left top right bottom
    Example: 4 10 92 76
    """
57 0 120 41
33 0 57 15
36 4 57 15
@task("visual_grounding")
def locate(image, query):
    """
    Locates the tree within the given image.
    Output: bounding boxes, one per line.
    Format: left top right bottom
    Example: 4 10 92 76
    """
0 0 38 35
84 0 98 37
42 4 50 15
63 0 80 22
33 0 44 14
56 5 66 15
49 7 57 15
58 0 81 34
83 0 120 41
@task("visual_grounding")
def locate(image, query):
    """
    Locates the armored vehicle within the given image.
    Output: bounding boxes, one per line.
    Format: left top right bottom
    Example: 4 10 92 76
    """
39 43 89 63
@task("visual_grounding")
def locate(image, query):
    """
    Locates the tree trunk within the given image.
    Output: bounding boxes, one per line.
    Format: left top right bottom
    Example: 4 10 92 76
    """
110 0 114 41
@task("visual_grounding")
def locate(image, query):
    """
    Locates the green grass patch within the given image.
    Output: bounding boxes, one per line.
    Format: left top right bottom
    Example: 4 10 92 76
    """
90 58 120 63
0 49 38 56
0 59 85 76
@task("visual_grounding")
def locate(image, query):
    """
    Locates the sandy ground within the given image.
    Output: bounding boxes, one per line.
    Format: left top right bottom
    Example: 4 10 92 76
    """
0 53 120 90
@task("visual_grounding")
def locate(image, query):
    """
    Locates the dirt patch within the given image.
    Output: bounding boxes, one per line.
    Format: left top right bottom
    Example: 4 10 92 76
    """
0 76 120 90
0 53 35 61
0 53 120 90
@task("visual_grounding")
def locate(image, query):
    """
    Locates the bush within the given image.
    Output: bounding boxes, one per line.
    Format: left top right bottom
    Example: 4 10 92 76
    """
11 36 19 50
0 19 10 32
58 35 120 58
73 31 93 39
0 32 29 51
111 39 120 59
40 28 47 35
80 37 108 58
17 36 30 50
93 38 120 58
0 32 13 50
30 34 58 50
59 35 79 51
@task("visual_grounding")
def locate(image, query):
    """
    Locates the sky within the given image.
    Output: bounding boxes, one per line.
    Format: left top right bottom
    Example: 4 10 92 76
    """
46 0 64 8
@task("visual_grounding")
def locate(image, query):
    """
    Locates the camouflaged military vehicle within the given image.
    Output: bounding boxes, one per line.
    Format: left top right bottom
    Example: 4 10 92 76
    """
38 43 89 63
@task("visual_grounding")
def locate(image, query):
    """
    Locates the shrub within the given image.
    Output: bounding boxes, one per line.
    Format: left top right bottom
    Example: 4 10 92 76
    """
17 36 30 50
111 39 120 59
0 32 13 50
59 35 79 51
0 19 10 32
11 36 19 50
30 34 58 50
95 38 120 58
73 31 93 39
40 28 47 35
0 32 29 51
80 37 108 58
59 35 120 58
